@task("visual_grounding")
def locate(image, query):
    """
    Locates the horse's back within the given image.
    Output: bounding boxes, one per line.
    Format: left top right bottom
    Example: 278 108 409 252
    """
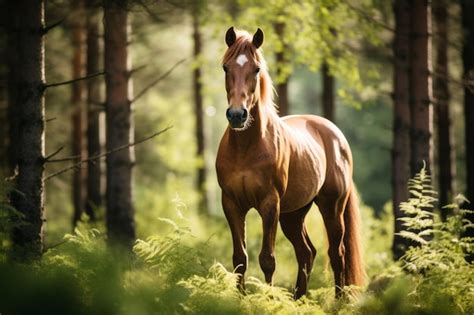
279 114 353 212
282 115 350 149
282 114 352 166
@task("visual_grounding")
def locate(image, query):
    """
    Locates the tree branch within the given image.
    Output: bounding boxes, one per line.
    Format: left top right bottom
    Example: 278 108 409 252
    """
46 154 81 163
346 3 395 33
44 126 172 181
42 16 68 35
137 0 164 23
128 64 147 77
44 146 65 162
132 59 186 103
432 71 474 92
43 240 68 253
44 71 104 89
346 3 461 51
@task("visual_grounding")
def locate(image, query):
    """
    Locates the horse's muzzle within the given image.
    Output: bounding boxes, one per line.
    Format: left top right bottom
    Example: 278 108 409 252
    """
226 107 248 129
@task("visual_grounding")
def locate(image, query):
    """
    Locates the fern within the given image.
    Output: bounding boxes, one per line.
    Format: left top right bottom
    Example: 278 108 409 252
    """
397 167 474 313
64 227 102 249
133 217 210 283
396 166 437 245
180 263 325 315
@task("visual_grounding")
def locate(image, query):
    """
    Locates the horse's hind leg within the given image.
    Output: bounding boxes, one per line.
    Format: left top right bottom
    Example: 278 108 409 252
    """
279 203 316 299
316 192 349 298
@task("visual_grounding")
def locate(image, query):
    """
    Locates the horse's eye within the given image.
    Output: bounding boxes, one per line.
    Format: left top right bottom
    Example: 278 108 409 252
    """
255 67 260 74
223 65 228 73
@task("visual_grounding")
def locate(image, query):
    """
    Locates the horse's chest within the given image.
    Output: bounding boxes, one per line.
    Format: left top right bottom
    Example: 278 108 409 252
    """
230 170 263 192
218 164 272 206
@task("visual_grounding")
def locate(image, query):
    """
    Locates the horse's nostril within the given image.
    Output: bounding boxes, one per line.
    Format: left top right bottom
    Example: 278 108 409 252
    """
226 107 248 125
242 109 248 120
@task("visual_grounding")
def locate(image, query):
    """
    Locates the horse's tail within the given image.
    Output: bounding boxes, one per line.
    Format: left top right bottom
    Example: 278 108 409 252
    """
343 186 365 286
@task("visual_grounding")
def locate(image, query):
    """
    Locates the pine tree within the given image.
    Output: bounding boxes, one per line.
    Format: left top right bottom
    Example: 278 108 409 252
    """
104 0 136 248
9 0 46 260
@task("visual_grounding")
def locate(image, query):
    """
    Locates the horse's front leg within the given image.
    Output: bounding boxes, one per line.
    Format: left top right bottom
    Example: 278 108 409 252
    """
222 193 249 292
257 193 280 284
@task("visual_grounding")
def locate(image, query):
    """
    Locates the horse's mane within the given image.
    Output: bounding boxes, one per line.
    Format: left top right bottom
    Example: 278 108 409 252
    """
222 29 276 112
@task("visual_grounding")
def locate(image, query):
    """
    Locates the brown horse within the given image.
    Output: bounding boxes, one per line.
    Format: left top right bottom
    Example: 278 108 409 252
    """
216 27 364 299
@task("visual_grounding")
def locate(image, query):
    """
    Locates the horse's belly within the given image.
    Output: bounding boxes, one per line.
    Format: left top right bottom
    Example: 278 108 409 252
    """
280 174 321 212
280 152 325 213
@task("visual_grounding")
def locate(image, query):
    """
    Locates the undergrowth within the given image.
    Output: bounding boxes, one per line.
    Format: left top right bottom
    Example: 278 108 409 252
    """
0 168 473 314
0 182 22 257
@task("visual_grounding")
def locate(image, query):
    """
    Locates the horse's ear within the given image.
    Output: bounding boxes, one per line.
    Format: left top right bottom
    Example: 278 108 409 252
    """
252 28 264 49
225 26 236 47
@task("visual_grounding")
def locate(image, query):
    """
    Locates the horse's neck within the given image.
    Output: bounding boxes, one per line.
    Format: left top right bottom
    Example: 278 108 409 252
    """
228 102 281 150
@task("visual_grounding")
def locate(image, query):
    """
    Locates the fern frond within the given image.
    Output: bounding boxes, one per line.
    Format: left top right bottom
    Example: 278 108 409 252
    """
396 231 428 245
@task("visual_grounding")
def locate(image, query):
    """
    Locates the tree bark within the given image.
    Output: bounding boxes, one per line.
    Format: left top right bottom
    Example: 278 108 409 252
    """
86 0 103 220
104 0 135 249
409 0 433 177
71 0 87 226
434 0 454 218
460 0 474 261
321 61 335 122
9 0 46 260
274 22 289 117
0 0 8 176
192 12 208 214
392 0 412 260
0 19 8 177
6 1 20 177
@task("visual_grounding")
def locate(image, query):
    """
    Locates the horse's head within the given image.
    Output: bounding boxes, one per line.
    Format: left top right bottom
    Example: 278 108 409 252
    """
222 27 264 130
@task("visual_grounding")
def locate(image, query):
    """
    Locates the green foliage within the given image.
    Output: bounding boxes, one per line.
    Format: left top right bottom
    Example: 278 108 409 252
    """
133 216 211 282
236 0 384 106
395 168 474 314
181 263 325 314
179 263 242 314
1 186 472 315
0 181 25 259
397 166 438 245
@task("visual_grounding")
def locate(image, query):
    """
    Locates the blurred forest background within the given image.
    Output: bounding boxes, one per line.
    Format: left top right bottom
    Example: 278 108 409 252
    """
0 0 473 314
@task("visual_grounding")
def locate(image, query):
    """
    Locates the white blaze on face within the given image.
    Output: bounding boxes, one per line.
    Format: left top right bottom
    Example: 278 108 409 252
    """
236 54 248 67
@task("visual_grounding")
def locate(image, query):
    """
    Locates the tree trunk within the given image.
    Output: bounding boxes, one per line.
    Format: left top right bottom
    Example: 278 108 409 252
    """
409 0 433 176
192 12 208 214
0 23 8 177
392 0 412 260
461 0 474 261
0 0 8 176
104 0 135 249
434 0 454 218
9 0 46 260
71 0 87 226
274 22 289 117
86 0 103 220
6 1 20 177
321 61 335 122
